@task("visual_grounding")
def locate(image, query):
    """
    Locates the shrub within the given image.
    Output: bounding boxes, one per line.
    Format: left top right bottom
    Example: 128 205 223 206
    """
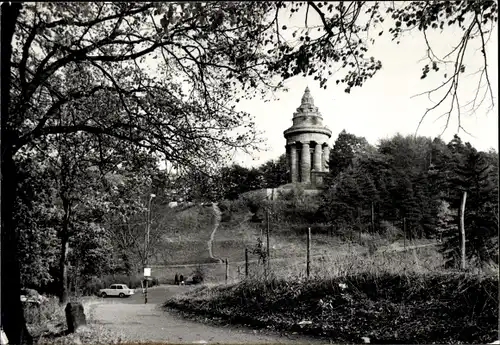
166 272 498 344
24 295 64 326
192 265 206 284
379 220 404 241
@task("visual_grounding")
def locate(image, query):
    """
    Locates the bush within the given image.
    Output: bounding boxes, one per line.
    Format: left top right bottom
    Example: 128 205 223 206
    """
24 295 64 326
166 272 498 344
379 220 404 241
191 265 206 284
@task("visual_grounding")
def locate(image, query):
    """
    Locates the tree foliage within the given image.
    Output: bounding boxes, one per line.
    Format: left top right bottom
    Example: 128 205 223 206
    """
1 2 498 343
320 132 498 268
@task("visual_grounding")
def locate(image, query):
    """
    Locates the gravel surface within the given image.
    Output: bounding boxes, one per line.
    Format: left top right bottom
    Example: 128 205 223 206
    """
89 285 328 344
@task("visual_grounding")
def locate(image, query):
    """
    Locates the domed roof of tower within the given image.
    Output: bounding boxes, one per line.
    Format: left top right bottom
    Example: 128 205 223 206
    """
301 86 314 106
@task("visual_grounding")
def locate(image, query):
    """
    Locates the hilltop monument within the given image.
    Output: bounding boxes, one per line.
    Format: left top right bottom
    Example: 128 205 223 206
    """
283 87 332 187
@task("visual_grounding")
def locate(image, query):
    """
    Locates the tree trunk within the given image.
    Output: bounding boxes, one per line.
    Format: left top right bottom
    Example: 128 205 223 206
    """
1 151 33 345
58 234 70 304
460 191 467 270
58 197 71 304
1 3 33 344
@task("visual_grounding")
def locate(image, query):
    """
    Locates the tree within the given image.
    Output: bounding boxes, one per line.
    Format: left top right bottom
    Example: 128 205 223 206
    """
320 169 364 229
440 141 498 268
329 130 374 178
278 2 497 133
15 153 59 290
1 3 270 340
258 154 288 188
42 133 107 303
67 222 113 297
2 2 497 343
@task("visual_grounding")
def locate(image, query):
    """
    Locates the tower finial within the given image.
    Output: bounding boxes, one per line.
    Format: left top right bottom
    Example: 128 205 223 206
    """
301 86 314 106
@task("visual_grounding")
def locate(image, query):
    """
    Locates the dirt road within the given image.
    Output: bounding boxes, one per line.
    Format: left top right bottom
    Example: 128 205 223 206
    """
89 285 327 344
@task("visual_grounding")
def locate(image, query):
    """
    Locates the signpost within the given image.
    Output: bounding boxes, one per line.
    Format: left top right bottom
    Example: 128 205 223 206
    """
144 193 155 304
144 267 151 304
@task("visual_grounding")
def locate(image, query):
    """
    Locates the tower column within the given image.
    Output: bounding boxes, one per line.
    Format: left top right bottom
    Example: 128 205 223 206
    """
313 142 322 172
301 141 311 183
290 143 298 183
313 142 323 186
323 145 330 172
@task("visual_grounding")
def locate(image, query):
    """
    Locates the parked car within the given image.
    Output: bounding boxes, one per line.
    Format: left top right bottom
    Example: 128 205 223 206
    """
99 284 135 298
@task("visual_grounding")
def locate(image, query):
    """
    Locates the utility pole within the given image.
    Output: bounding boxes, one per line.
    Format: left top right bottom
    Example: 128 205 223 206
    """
266 209 270 276
144 193 155 304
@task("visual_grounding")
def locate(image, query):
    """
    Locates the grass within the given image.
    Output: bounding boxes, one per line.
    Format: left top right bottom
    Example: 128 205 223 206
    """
27 296 125 345
164 245 499 344
151 205 216 265
152 201 445 285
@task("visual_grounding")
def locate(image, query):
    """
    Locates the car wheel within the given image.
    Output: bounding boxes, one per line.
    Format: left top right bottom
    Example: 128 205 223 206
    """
119 293 125 298
101 292 107 298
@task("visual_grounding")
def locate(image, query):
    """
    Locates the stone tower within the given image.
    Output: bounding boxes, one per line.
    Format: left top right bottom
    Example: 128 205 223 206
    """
283 87 332 186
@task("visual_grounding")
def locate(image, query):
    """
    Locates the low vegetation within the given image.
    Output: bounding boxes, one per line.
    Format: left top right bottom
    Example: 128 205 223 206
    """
166 269 498 344
23 296 123 345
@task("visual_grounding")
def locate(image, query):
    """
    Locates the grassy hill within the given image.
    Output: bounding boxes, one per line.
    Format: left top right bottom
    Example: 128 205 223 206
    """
150 204 219 265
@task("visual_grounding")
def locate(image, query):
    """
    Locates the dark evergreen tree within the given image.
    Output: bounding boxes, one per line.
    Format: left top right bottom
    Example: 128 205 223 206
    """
441 141 499 268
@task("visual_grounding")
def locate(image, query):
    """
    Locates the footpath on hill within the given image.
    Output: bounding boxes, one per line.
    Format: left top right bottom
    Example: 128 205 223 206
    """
207 202 224 263
89 285 326 344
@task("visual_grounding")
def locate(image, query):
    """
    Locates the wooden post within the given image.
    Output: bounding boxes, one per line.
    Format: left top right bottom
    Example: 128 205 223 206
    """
403 217 406 249
371 202 375 233
357 206 361 234
225 258 228 284
460 191 467 270
245 248 249 278
306 227 311 278
266 209 270 274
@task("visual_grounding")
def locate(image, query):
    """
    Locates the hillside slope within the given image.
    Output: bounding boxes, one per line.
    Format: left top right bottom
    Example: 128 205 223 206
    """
152 204 220 265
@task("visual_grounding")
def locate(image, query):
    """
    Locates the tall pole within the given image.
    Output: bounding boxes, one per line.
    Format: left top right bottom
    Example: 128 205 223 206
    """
266 209 270 276
245 248 249 278
225 258 228 284
145 193 155 304
306 227 311 278
460 191 467 270
403 217 406 249
371 202 375 233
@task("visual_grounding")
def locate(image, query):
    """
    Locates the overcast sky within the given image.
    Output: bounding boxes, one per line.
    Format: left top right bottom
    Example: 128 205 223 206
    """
231 5 499 168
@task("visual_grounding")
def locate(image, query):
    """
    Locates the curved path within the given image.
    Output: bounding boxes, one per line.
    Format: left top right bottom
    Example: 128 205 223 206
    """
89 285 326 344
207 203 224 263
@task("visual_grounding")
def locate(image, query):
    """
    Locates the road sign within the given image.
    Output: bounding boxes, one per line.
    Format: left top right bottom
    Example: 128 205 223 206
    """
144 267 151 277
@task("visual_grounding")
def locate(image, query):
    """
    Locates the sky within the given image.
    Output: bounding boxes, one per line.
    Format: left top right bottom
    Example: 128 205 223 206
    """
231 4 499 168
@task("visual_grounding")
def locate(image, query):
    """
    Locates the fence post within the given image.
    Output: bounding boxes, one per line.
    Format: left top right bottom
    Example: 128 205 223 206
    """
225 258 228 284
245 248 249 278
403 217 406 249
460 191 467 270
266 209 270 276
371 201 375 233
306 227 311 278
